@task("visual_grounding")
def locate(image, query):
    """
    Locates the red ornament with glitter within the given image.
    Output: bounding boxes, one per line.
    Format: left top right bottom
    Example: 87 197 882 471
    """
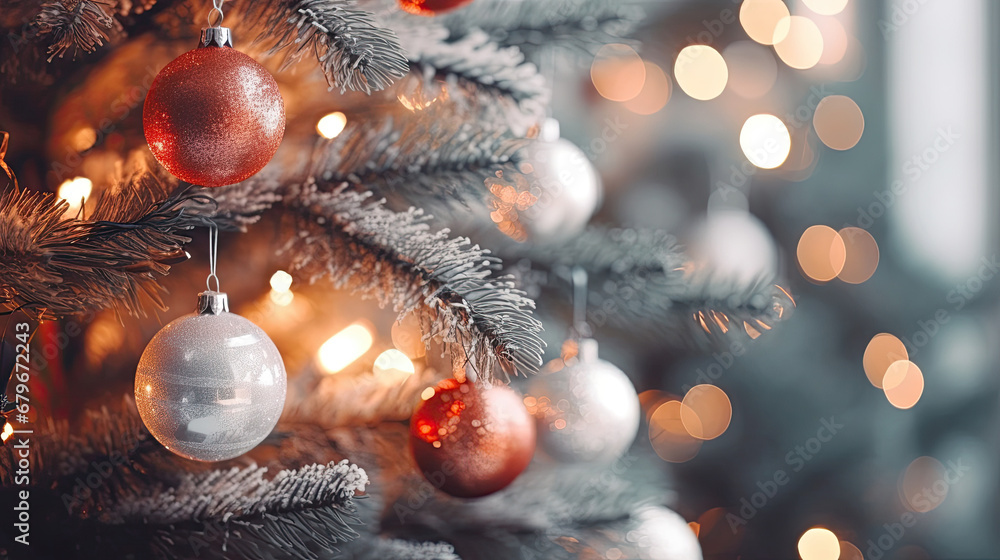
410 378 535 498
398 0 475 16
143 27 285 187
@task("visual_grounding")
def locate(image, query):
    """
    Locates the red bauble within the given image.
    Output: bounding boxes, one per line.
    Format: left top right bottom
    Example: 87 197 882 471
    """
398 0 475 16
410 378 536 498
143 46 285 187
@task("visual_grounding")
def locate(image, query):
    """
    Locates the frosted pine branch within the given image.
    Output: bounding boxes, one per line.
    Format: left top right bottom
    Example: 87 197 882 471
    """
439 0 644 58
0 173 213 318
394 24 549 133
250 0 409 93
505 227 794 346
33 0 122 61
281 181 544 380
314 106 529 207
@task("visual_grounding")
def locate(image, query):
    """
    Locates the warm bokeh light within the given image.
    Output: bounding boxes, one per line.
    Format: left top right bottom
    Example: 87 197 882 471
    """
723 41 778 99
838 227 879 283
773 16 824 70
58 177 93 212
863 334 908 388
740 0 790 45
797 225 847 282
1 421 12 442
72 127 97 151
740 114 791 169
639 390 677 423
373 348 416 377
591 44 646 102
814 95 865 150
391 313 426 359
317 323 374 373
816 17 849 65
317 111 347 139
803 0 849 16
269 289 294 306
680 384 732 440
674 45 728 101
624 61 671 115
269 270 293 293
839 541 864 560
883 360 924 409
649 400 703 463
798 528 840 560
900 456 948 512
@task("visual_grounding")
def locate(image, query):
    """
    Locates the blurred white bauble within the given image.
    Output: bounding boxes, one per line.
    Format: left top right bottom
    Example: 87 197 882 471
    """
686 210 778 293
626 506 704 560
526 339 640 463
514 138 602 243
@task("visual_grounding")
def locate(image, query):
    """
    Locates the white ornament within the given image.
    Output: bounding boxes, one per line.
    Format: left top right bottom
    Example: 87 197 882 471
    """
527 338 640 463
518 138 602 243
135 291 287 462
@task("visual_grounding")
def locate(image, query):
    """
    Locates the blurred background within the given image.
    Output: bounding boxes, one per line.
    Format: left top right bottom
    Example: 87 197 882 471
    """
569 0 1000 558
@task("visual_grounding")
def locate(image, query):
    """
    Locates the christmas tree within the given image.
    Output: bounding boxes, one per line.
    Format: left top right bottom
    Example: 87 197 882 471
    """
7 0 970 558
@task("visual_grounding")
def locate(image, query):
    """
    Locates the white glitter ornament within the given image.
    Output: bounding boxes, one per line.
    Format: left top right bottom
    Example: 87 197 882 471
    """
135 229 286 462
135 290 287 461
527 338 640 463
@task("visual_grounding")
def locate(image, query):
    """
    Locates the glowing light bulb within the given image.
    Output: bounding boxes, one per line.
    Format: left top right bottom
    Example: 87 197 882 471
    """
1 421 12 442
318 323 373 373
317 112 347 139
269 270 293 293
740 114 791 169
798 528 840 560
58 177 93 212
674 45 728 101
373 349 415 376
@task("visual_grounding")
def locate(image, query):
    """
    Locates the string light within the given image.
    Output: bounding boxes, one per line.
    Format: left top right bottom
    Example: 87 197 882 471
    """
373 349 415 377
269 270 293 292
591 43 646 102
1 420 12 442
317 323 373 373
674 45 728 101
317 112 347 139
798 528 840 560
57 177 93 213
740 114 791 169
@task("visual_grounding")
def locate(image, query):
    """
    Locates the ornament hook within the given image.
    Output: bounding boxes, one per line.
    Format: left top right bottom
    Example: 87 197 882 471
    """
207 0 225 27
206 225 221 292
571 266 592 338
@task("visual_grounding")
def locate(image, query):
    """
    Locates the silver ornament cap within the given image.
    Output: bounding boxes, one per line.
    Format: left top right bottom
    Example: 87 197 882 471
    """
135 290 287 462
527 338 640 463
199 27 233 48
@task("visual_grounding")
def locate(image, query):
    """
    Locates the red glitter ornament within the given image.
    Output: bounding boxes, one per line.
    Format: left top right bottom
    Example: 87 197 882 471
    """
398 0 475 16
143 29 285 187
410 378 536 498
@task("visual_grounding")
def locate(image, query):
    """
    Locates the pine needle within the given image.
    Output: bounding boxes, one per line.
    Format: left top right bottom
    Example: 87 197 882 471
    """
281 181 545 381
249 0 409 93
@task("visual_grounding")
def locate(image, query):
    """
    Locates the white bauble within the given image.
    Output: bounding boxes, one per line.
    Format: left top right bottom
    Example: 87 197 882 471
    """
135 291 287 462
526 339 640 463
